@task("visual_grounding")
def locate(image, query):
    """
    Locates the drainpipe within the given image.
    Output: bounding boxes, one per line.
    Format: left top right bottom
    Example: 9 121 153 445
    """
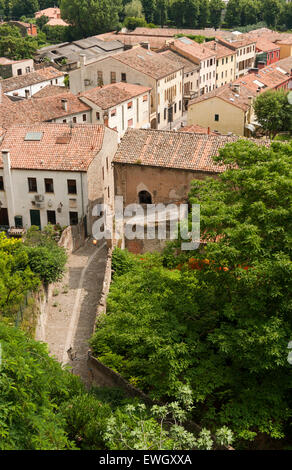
2 150 15 227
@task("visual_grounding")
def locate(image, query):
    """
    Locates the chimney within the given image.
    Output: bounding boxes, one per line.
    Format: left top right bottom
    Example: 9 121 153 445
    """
207 126 210 134
233 83 240 94
248 96 253 105
79 53 86 68
103 112 109 127
61 98 68 112
213 42 217 51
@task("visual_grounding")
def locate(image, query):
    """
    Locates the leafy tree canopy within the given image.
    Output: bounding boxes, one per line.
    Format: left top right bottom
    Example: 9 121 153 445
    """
91 140 292 447
254 89 292 139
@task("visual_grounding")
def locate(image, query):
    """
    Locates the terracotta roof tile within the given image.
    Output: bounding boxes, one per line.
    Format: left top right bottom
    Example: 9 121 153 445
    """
112 46 182 79
0 123 105 171
159 50 199 73
178 124 217 135
1 67 65 93
80 82 151 109
188 83 255 112
170 37 216 62
255 38 280 52
113 129 269 173
0 91 90 129
204 40 236 58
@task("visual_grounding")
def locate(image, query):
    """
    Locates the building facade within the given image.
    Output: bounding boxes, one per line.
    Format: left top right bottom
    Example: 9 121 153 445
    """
0 123 118 234
79 82 151 138
69 46 183 130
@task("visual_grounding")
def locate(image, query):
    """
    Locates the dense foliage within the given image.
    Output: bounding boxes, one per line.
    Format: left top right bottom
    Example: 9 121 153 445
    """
0 321 232 449
0 226 67 319
254 90 292 139
91 140 292 447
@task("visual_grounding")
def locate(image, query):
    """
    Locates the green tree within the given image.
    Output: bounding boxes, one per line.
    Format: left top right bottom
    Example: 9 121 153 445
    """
11 0 39 19
224 0 242 27
91 140 292 446
209 0 224 29
240 0 260 26
197 0 209 28
60 0 122 38
262 0 281 28
183 0 199 27
124 0 144 18
154 0 167 26
0 234 39 317
254 89 292 138
142 0 156 23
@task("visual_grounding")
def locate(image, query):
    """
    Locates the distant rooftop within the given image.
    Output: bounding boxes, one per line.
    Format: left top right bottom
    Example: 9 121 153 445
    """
80 82 151 109
1 67 65 93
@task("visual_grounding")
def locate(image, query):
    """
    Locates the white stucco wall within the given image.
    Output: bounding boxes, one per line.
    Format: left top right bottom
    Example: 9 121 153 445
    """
5 76 65 98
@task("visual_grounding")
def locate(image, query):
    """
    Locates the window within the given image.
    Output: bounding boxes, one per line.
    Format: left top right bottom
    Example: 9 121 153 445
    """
96 112 100 120
106 157 109 171
127 101 133 109
110 109 116 117
44 178 54 193
28 177 37 192
174 102 177 113
143 94 148 102
215 114 219 122
25 67 30 73
157 113 160 124
102 167 104 180
69 211 78 225
55 79 58 84
107 187 110 198
139 190 152 204
97 71 103 83
17 69 22 76
73 117 77 123
110 71 116 84
0 176 3 191
14 215 23 228
164 108 167 120
121 72 126 82
82 114 87 122
67 179 77 194
63 119 67 123
47 210 56 225
179 100 181 111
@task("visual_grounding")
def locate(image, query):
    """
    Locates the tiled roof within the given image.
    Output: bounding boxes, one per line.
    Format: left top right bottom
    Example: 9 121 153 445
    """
1 67 65 93
47 18 70 26
96 32 170 50
217 36 256 49
171 38 216 62
0 57 31 65
113 129 245 173
35 7 61 18
0 123 105 171
178 124 217 135
0 91 90 129
159 50 199 73
204 40 236 59
234 65 289 91
188 83 255 112
112 46 182 79
255 38 280 52
128 27 220 38
33 85 68 98
80 82 151 109
269 55 292 73
276 38 292 45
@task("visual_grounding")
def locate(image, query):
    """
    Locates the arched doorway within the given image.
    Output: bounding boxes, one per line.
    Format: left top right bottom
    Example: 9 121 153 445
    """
138 190 152 204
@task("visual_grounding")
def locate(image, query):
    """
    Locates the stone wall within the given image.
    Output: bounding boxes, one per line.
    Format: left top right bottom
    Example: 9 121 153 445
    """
58 220 86 254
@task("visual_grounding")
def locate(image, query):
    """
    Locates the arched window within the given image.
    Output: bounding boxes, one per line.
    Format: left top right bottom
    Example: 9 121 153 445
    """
138 190 152 204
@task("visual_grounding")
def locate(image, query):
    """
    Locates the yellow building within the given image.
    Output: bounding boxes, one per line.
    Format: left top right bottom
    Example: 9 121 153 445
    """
276 39 292 59
187 83 255 136
204 40 236 88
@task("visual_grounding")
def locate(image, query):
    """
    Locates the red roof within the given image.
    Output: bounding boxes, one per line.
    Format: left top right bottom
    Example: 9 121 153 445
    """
0 124 105 172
